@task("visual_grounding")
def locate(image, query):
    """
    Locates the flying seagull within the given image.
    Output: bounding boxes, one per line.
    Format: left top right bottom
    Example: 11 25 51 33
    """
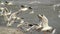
36 14 56 34
25 14 56 34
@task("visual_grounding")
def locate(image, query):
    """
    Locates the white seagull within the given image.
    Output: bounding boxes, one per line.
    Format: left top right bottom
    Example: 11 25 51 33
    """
17 19 24 27
0 7 4 16
1 1 13 5
20 5 28 11
19 5 33 12
25 14 56 34
37 14 56 34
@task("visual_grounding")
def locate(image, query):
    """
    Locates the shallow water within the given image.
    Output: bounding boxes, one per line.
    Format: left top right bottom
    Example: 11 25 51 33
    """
0 0 60 34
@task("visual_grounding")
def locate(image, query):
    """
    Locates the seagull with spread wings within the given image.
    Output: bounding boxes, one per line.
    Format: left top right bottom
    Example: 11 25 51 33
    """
36 14 56 34
26 14 56 34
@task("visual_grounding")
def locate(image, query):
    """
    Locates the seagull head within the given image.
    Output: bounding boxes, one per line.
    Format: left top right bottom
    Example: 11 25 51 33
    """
37 14 44 19
5 1 9 3
21 5 25 8
5 1 13 5
28 7 32 9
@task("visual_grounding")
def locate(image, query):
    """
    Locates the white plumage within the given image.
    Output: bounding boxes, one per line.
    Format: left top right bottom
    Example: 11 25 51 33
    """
20 8 28 11
38 14 53 31
37 14 56 34
0 1 13 5
29 11 34 14
25 14 56 34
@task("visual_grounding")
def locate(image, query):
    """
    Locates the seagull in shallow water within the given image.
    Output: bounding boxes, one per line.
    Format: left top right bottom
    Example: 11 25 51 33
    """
20 5 28 11
20 5 33 11
37 14 56 34
1 1 13 5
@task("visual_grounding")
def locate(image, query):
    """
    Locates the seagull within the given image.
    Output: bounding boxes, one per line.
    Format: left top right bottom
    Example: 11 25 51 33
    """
20 5 28 11
0 7 11 16
20 5 33 11
37 14 56 34
17 18 25 27
25 14 56 34
29 11 34 14
4 7 11 15
0 7 12 22
28 7 34 14
0 7 4 16
1 1 13 5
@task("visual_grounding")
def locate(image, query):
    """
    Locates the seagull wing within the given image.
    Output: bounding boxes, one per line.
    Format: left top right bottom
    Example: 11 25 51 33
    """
51 29 56 34
37 14 48 27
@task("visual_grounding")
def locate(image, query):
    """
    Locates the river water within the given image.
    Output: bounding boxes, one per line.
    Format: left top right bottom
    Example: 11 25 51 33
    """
0 0 60 34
